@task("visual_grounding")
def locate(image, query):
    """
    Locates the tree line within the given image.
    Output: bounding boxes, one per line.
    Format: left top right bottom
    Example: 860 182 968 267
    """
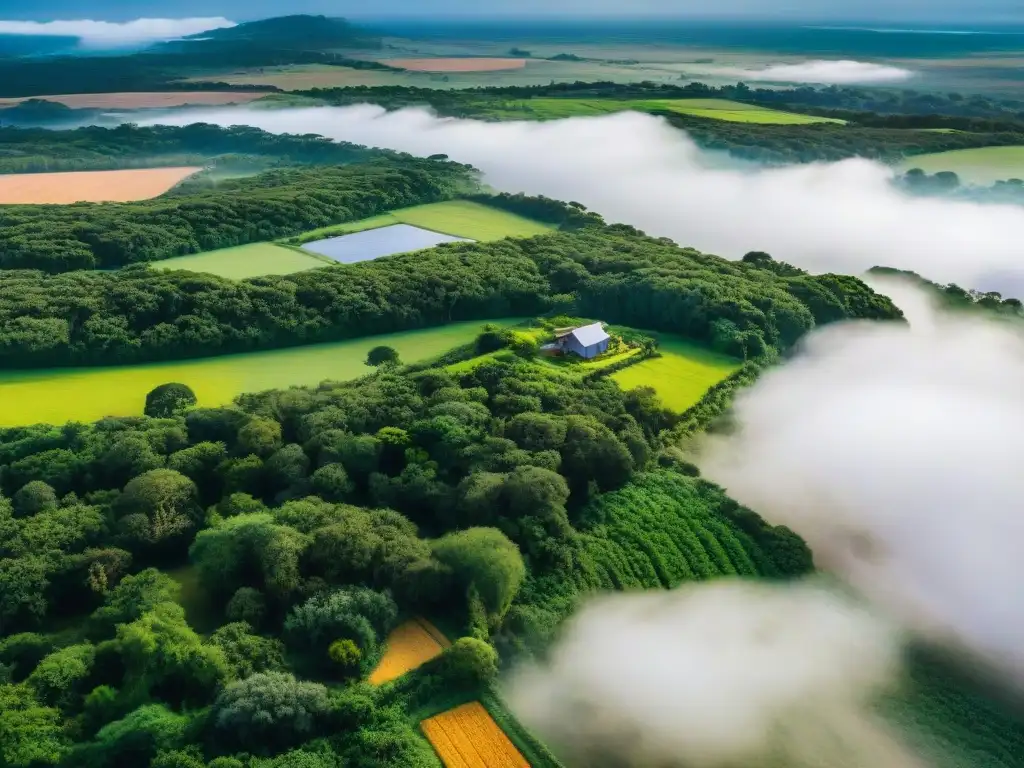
0 226 901 368
0 123 416 175
0 158 474 272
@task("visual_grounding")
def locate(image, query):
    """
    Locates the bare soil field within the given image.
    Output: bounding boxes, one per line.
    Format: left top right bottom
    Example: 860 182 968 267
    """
0 91 268 109
386 57 528 72
0 167 202 204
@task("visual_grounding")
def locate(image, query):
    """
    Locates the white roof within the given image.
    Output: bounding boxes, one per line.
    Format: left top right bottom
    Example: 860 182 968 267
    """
571 322 610 347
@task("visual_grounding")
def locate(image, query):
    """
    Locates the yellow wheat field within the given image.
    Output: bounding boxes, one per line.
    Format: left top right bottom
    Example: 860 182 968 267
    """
421 701 530 768
368 618 450 685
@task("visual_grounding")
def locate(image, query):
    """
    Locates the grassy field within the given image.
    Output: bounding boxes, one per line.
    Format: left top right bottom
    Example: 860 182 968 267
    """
611 336 741 412
900 146 1024 184
154 242 328 279
483 97 843 124
0 319 523 427
293 200 553 244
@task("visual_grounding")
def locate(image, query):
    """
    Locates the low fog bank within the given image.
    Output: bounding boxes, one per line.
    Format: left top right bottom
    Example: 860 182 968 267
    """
507 580 921 768
144 106 1024 294
703 60 915 84
700 284 1024 684
0 18 236 46
508 287 1024 767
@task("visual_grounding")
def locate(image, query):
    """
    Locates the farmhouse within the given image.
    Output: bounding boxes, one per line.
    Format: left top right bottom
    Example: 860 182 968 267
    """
548 322 611 359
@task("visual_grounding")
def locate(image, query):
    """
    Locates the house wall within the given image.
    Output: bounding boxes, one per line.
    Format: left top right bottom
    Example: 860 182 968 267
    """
566 336 609 359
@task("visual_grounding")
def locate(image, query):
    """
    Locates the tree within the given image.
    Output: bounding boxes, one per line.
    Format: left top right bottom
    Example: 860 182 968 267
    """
265 444 311 497
12 481 57 518
0 556 51 633
90 568 180 637
432 528 525 623
366 345 400 367
115 602 228 707
144 383 197 418
116 469 202 551
225 587 267 628
79 704 190 768
0 683 68 767
429 638 498 686
284 587 397 661
207 622 286 680
311 463 354 502
327 639 361 678
212 672 330 753
27 643 96 708
237 418 282 459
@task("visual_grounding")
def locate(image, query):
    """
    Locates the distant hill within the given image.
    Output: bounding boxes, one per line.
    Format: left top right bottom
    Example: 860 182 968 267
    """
176 14 379 50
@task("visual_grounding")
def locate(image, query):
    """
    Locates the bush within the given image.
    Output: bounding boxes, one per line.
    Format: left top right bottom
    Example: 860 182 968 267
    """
284 587 397 665
144 383 197 419
431 638 498 686
366 346 400 367
327 639 361 678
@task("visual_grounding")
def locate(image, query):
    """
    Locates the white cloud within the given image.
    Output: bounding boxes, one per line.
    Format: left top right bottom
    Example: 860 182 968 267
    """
0 18 235 47
141 106 1024 295
506 580 918 768
699 281 1024 683
707 59 915 84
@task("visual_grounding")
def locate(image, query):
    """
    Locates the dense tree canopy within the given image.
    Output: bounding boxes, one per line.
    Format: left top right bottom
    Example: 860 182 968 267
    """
0 226 899 368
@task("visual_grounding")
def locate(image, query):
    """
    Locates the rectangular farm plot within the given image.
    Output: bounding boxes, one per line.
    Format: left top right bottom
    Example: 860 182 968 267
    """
368 618 450 685
0 167 201 204
421 702 531 768
611 337 741 412
0 319 524 427
302 224 473 263
154 243 326 279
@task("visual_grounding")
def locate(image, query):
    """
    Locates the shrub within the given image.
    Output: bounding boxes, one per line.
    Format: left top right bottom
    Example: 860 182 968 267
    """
366 346 400 367
327 639 361 678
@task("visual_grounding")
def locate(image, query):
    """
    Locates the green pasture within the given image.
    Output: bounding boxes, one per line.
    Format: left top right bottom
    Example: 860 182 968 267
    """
0 319 522 427
611 336 741 412
900 145 1024 184
154 242 328 279
293 199 554 244
484 97 842 125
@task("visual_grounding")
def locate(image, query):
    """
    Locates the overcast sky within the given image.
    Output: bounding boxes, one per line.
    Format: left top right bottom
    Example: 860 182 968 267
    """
2 0 1020 24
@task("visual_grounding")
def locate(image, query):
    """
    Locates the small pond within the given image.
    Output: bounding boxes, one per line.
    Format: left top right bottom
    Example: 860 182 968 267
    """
302 224 473 263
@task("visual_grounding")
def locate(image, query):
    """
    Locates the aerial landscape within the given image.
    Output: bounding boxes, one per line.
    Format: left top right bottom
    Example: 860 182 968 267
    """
1 2 1024 767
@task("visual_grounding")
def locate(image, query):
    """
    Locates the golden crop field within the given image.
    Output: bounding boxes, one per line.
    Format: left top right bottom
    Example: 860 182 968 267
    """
421 701 530 768
368 618 450 685
0 167 201 204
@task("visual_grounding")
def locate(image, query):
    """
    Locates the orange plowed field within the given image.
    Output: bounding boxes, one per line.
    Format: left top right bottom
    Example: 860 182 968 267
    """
386 58 527 72
368 618 450 685
421 701 530 768
0 91 267 109
0 167 202 204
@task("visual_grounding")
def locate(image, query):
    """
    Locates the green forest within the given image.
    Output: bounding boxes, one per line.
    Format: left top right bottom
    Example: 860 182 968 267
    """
0 227 900 367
